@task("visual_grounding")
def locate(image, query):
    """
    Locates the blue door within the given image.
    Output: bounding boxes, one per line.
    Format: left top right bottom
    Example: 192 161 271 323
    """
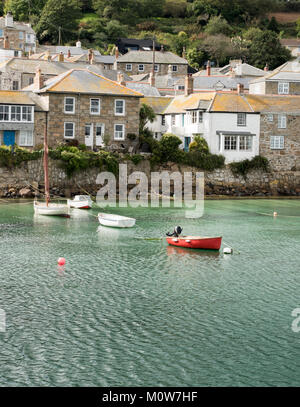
184 137 191 152
3 131 15 146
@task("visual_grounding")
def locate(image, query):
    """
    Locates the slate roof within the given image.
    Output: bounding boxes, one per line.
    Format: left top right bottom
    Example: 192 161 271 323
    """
116 50 188 64
141 97 173 114
125 82 160 96
24 69 143 97
36 45 101 56
116 38 161 54
193 76 250 91
163 93 215 114
0 17 35 33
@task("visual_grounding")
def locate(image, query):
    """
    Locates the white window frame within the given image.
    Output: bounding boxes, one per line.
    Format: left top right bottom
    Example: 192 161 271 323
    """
161 115 165 126
278 114 287 129
90 98 100 115
95 123 105 146
191 111 197 124
0 105 33 122
224 135 238 150
278 82 289 95
239 135 252 151
171 114 176 126
270 135 284 150
19 130 33 147
126 64 132 71
267 113 273 122
64 122 75 139
114 123 125 140
64 97 75 114
198 112 203 123
172 65 178 72
138 64 144 72
237 113 246 126
19 31 24 40
115 99 125 116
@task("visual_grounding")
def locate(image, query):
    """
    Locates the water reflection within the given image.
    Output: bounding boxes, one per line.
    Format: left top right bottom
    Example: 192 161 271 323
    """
166 245 220 258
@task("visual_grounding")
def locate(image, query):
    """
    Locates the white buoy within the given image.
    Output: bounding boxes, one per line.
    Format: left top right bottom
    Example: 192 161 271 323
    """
273 211 278 217
223 247 233 254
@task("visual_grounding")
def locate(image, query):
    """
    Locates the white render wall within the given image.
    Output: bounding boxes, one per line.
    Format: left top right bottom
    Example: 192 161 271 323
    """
249 81 266 94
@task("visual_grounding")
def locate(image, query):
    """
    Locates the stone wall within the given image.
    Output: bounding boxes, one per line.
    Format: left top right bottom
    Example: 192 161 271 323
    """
266 81 300 95
259 113 300 171
0 158 299 198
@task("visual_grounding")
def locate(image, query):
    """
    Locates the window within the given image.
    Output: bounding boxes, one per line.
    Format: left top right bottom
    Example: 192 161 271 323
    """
0 105 9 121
161 115 165 126
64 122 75 138
172 65 178 72
198 112 203 123
19 130 33 146
19 31 24 40
26 33 34 43
138 64 144 72
12 81 19 90
154 64 159 72
14 51 19 57
114 124 125 140
239 135 252 151
0 105 33 122
177 85 184 90
224 135 237 150
11 106 21 121
64 97 75 114
90 98 100 115
278 82 289 95
237 113 246 126
29 77 34 85
22 106 32 122
0 29 3 37
171 114 176 126
115 99 125 115
270 135 284 149
267 114 273 122
96 123 105 146
126 64 132 71
278 114 287 129
191 111 197 124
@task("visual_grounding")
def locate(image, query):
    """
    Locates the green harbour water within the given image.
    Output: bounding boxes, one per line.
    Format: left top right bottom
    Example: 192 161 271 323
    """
0 198 300 386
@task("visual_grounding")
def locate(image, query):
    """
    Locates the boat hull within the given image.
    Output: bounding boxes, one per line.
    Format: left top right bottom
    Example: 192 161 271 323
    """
34 201 69 216
166 236 222 250
98 213 136 228
67 200 92 209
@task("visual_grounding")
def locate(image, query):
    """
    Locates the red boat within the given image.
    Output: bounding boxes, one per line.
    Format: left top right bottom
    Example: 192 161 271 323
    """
166 236 222 250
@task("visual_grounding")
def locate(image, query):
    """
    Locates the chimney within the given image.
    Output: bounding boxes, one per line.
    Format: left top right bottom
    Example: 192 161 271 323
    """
117 72 126 86
44 50 50 61
115 46 119 59
5 12 13 28
182 47 186 60
34 66 44 90
185 74 194 96
161 44 164 52
67 49 71 58
76 40 81 48
264 63 269 72
237 83 244 94
229 66 235 77
4 35 9 50
58 51 64 62
88 49 94 64
149 72 155 87
206 60 211 76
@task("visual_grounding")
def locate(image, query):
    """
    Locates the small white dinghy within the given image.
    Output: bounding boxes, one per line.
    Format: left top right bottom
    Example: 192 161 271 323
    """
34 200 69 216
98 213 136 228
67 195 93 209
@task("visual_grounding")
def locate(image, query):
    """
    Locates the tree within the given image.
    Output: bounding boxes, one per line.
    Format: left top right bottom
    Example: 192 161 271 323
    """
186 48 206 70
246 30 291 70
204 16 232 36
201 35 236 66
105 20 128 42
267 17 280 33
189 135 209 154
35 0 82 43
163 0 188 18
139 104 156 135
5 0 47 21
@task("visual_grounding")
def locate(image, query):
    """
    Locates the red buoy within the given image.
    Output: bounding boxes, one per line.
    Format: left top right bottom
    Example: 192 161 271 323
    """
57 257 66 266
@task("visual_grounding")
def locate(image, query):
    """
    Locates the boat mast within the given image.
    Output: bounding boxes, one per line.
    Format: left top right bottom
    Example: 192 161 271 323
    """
44 111 50 206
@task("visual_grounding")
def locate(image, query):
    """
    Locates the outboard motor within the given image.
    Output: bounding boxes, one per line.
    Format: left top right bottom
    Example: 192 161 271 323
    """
166 226 183 237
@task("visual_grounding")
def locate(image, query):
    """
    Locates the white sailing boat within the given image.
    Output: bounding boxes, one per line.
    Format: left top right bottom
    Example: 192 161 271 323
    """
33 115 69 216
98 213 136 228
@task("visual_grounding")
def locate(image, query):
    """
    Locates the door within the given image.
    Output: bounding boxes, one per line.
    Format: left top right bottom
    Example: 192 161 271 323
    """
3 131 15 146
85 124 93 148
184 137 191 152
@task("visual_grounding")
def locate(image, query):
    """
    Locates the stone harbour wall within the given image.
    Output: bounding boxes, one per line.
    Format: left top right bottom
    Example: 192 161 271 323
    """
0 158 299 198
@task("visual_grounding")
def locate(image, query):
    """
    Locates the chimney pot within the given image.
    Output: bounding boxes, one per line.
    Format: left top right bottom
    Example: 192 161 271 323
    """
161 44 164 52
67 49 71 58
206 60 211 76
76 40 81 48
237 83 244 94
58 51 64 62
115 46 119 59
117 71 126 86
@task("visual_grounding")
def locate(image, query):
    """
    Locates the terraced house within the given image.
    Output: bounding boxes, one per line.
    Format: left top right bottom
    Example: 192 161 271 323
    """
0 12 36 54
24 68 142 149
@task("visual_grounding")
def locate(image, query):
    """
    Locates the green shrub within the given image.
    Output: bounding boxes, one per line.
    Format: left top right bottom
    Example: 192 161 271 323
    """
130 154 144 165
229 155 269 178
127 133 137 141
0 145 42 168
184 151 225 171
189 135 209 153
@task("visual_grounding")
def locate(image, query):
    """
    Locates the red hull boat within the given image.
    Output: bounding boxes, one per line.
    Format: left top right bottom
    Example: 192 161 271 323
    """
166 236 222 250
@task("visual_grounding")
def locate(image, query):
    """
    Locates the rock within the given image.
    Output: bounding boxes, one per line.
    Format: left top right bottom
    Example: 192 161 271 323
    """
19 187 33 198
